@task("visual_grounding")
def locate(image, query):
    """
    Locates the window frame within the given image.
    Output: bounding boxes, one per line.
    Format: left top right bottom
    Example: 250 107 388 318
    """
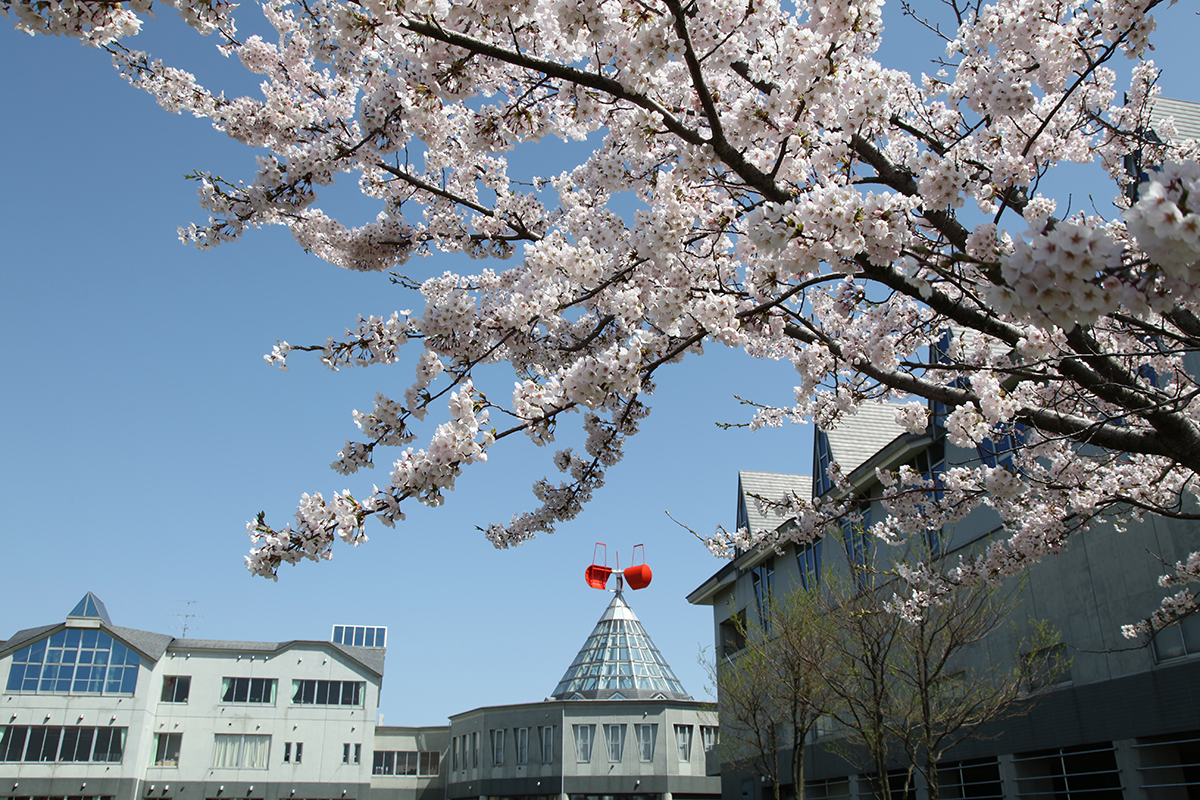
220 676 277 705
515 726 529 765
492 728 505 766
160 675 191 704
636 723 656 762
605 724 625 762
675 724 693 762
154 732 182 767
541 726 554 764
573 724 595 763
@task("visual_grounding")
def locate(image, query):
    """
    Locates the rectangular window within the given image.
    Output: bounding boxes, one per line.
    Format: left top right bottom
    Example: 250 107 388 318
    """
751 561 774 633
796 541 822 590
292 679 364 706
472 731 479 767
516 727 529 764
541 726 554 764
637 724 656 762
420 750 440 776
211 734 270 769
155 733 182 767
295 742 303 763
492 728 505 766
0 725 126 763
701 726 718 753
355 743 362 764
675 725 693 762
161 676 191 703
221 677 277 704
573 724 594 763
605 724 625 762
284 742 291 763
331 625 387 648
452 737 458 771
1153 614 1200 662
344 743 351 764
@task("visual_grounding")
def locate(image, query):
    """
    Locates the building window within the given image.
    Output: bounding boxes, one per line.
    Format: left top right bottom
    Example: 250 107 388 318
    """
211 734 270 769
541 726 554 763
296 742 303 763
374 751 413 775
0 725 126 763
420 750 440 775
331 625 387 648
452 737 458 771
814 431 834 497
796 541 822 590
291 679 363 706
284 742 291 763
636 724 656 762
355 743 362 764
472 731 479 767
343 743 351 764
719 611 747 658
221 677 277 704
675 725 693 762
573 724 595 763
516 727 529 764
161 676 191 703
605 724 625 762
5 630 139 696
1153 614 1200 662
155 733 182 767
751 560 774 632
492 729 505 766
842 500 872 587
701 726 718 753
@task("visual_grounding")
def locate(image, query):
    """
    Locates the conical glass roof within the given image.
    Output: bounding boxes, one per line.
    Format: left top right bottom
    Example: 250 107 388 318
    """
68 592 111 625
550 592 691 700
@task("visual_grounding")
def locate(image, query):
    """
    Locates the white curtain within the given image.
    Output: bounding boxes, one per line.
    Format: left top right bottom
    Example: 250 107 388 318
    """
211 735 241 768
241 735 270 769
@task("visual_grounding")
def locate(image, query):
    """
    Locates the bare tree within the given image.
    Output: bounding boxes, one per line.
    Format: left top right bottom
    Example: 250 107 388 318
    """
710 587 840 800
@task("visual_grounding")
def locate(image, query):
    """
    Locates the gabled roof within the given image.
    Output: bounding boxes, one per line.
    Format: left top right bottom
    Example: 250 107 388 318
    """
550 592 691 701
822 402 908 479
737 471 812 535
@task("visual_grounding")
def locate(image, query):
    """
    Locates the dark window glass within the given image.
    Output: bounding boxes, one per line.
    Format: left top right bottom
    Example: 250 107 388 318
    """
59 728 79 762
2 726 27 761
162 676 191 703
73 727 95 761
317 680 330 705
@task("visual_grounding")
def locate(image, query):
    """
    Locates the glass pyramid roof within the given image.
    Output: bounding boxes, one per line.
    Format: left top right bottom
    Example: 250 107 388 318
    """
68 592 112 625
550 591 692 701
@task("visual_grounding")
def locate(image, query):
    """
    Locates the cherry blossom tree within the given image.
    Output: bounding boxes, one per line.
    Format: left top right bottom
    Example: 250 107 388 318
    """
7 0 1200 634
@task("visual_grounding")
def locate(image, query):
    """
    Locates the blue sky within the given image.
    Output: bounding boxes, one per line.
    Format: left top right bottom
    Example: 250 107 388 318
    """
1 2 1198 726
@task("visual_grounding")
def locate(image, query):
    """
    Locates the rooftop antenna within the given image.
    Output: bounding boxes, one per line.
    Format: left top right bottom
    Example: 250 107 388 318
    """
169 600 202 639
584 543 653 593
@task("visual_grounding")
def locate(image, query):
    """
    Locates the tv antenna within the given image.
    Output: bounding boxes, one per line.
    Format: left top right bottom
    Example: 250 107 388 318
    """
170 600 202 639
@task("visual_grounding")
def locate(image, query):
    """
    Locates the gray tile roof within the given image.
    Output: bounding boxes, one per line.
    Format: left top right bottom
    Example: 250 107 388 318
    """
1150 97 1200 143
109 625 174 661
0 624 58 657
737 470 812 535
823 401 908 478
167 638 386 677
